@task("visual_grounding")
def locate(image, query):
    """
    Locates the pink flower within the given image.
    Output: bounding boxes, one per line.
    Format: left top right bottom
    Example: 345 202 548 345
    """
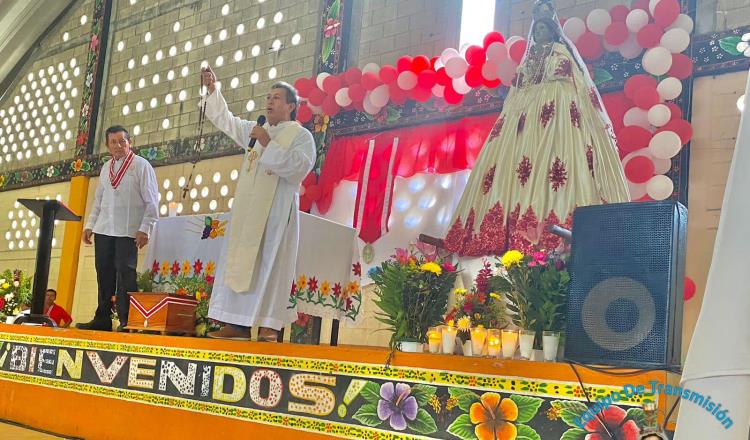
532 251 547 265
442 261 456 272
394 248 409 265
323 18 341 38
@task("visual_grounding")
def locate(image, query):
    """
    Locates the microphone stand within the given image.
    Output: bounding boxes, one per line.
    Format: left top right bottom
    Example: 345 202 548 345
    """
181 75 209 202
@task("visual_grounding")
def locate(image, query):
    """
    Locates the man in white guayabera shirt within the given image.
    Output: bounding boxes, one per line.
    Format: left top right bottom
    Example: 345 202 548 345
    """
199 66 315 342
76 126 159 331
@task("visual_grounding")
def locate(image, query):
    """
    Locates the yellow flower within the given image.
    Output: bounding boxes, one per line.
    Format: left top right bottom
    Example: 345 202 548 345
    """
347 280 360 295
447 319 455 327
501 250 524 268
160 261 169 276
457 316 472 332
1 283 8 289
420 261 442 275
12 308 19 315
455 288 468 296
490 292 502 300
320 280 331 296
297 274 308 291
195 291 201 301
205 261 216 276
474 313 482 321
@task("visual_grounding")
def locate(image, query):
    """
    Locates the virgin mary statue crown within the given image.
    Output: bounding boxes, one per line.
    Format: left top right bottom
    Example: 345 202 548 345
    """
532 0 557 20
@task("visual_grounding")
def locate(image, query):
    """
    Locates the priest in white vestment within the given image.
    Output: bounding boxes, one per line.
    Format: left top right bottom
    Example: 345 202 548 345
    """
200 66 315 341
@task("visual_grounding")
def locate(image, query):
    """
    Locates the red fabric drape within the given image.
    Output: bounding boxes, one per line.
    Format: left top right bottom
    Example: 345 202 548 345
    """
316 114 498 214
352 137 398 243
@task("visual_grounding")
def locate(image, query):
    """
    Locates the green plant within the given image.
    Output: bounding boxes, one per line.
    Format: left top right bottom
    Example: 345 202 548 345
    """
490 250 570 346
0 269 32 320
370 247 458 355
136 270 153 292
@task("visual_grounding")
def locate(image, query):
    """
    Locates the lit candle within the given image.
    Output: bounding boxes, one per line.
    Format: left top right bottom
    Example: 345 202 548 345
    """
470 326 487 357
442 326 457 355
168 201 178 217
487 329 501 357
501 329 519 359
427 327 441 354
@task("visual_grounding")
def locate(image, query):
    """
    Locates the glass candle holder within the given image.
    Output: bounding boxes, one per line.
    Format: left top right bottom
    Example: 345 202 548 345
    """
427 327 442 354
168 201 178 217
542 330 560 362
486 329 501 357
519 329 536 360
441 326 457 355
470 326 487 357
501 329 519 359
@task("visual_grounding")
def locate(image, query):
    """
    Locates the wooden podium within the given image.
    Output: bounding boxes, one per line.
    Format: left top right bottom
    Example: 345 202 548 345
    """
125 292 198 334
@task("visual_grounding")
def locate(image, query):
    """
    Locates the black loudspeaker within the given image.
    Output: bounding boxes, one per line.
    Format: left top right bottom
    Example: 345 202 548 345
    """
564 201 687 369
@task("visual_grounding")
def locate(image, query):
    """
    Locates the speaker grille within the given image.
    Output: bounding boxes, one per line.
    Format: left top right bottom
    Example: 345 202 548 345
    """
565 201 686 368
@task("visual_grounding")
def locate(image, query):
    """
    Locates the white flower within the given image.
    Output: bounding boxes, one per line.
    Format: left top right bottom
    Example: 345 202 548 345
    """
4 293 13 301
742 33 750 42
13 281 19 287
0 279 5 284
738 41 749 53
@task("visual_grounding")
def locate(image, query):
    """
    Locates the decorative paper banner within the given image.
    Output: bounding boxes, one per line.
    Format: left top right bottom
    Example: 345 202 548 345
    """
0 332 653 439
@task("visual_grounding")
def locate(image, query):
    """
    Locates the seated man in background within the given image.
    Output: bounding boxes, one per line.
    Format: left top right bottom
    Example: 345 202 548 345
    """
44 289 72 328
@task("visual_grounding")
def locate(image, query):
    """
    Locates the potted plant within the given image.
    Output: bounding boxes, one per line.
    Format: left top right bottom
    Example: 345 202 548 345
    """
490 250 569 361
0 270 32 323
370 247 458 360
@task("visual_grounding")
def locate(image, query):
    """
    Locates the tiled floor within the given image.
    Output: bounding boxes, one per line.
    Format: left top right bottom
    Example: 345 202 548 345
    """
0 421 67 439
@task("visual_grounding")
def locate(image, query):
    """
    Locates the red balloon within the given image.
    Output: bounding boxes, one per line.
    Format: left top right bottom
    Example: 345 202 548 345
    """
684 276 696 301
634 86 660 109
296 103 313 123
577 31 604 60
352 99 365 112
436 67 452 86
299 194 312 212
361 72 381 91
389 83 408 105
631 0 650 13
465 65 484 87
322 75 342 94
443 85 464 105
653 0 680 28
306 185 321 201
610 5 630 22
637 23 664 49
483 31 505 48
411 55 431 73
668 53 693 80
430 56 439 69
348 84 366 102
308 88 325 106
625 155 655 183
659 119 693 144
624 74 658 100
604 22 629 46
509 40 527 63
484 77 502 88
465 45 486 66
665 102 683 120
322 96 339 116
636 194 654 202
410 86 433 102
417 70 437 89
343 67 362 86
602 91 631 131
617 125 653 152
397 56 413 72
294 77 315 97
379 65 398 84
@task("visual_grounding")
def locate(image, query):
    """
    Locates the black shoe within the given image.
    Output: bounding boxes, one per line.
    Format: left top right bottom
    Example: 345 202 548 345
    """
75 320 112 331
116 324 128 332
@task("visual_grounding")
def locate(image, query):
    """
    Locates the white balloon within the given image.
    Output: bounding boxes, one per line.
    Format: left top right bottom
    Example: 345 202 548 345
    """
619 33 643 59
652 156 672 174
642 47 673 76
657 77 683 101
626 9 649 33
648 0 659 15
647 104 671 127
622 148 650 167
482 61 500 80
587 9 612 36
440 48 460 63
334 87 352 107
362 93 380 115
444 56 468 79
668 14 694 34
563 17 587 42
453 76 472 94
486 42 508 63
627 181 648 199
646 174 674 200
623 107 650 128
497 60 517 85
362 62 380 74
506 36 521 47
648 130 682 159
396 71 417 90
315 72 330 90
660 28 690 53
308 103 323 114
432 84 445 98
370 84 390 107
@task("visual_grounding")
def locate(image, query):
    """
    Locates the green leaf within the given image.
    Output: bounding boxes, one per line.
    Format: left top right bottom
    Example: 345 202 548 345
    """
327 0 340 20
516 424 541 440
551 400 589 428
411 384 437 407
446 414 476 440
560 428 588 440
626 407 647 428
407 408 438 435
592 68 614 86
719 36 743 56
359 381 381 404
322 36 335 63
448 388 480 412
510 395 543 423
351 402 382 427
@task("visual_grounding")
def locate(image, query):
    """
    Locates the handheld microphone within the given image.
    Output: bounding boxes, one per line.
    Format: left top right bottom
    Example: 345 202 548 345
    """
249 115 267 149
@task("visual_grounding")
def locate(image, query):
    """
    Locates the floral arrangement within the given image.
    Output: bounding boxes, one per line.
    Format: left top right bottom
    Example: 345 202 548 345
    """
370 247 458 353
490 249 570 341
444 260 507 336
0 269 32 320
